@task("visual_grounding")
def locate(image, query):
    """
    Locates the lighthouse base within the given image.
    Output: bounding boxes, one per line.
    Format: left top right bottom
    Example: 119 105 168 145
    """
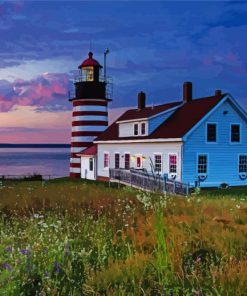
70 172 81 178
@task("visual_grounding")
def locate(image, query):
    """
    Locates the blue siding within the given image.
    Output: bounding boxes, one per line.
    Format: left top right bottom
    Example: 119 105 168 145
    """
149 110 175 134
182 99 247 187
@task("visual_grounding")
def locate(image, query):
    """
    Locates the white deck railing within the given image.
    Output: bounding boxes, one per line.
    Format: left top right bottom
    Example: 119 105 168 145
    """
109 168 189 196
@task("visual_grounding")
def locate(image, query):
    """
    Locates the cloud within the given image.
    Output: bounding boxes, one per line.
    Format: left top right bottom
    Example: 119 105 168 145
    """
0 72 71 112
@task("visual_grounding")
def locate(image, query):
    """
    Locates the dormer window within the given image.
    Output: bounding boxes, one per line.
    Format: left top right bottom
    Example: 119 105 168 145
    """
141 122 146 135
134 123 139 136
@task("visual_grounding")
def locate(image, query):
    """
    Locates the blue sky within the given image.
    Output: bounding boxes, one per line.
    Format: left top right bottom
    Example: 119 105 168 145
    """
0 0 247 142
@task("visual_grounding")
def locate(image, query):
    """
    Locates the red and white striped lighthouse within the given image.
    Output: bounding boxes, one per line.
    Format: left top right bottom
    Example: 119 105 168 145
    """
69 51 111 178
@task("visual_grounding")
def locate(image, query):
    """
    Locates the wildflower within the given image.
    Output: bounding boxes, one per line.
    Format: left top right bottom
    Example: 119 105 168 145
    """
44 271 49 278
2 263 12 271
20 249 31 256
236 204 241 209
54 261 60 274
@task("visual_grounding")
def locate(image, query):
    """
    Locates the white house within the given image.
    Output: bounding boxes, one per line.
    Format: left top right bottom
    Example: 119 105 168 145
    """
77 82 247 188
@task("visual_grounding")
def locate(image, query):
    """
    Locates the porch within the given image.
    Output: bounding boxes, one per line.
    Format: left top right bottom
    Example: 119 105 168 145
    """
109 168 190 196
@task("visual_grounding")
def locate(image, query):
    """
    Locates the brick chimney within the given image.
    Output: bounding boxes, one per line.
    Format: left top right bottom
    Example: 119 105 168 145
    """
215 89 222 97
183 81 192 103
138 91 146 109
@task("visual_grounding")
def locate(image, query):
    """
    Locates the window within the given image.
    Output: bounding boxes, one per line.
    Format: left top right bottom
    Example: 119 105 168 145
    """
169 154 177 174
141 122 146 135
239 155 247 173
136 155 142 168
154 154 162 173
134 123 139 136
125 153 130 170
104 152 109 168
115 153 120 169
89 158 93 171
198 155 207 174
231 124 240 142
207 123 217 142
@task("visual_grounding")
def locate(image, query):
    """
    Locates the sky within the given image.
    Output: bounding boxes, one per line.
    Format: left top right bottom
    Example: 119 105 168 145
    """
0 0 247 143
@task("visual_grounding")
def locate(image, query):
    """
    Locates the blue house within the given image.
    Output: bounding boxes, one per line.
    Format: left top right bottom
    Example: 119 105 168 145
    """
79 82 247 188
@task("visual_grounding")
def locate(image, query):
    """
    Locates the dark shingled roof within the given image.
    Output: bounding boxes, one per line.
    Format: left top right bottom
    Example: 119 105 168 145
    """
77 144 97 156
117 101 182 121
95 94 227 141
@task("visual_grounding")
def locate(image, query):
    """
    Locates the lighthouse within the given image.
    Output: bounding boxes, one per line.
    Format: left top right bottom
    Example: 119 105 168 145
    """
69 51 111 178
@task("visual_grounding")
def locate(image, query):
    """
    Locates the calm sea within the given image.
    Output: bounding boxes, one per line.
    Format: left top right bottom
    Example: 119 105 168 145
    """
0 148 70 178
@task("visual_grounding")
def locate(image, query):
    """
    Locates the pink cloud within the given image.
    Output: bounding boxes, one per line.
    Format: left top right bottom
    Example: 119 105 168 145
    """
0 73 70 112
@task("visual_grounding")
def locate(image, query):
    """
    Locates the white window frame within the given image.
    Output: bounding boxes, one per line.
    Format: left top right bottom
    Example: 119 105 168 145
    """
197 154 208 175
103 152 109 169
135 154 143 169
206 122 217 143
168 153 177 174
89 157 94 171
238 154 247 173
114 152 120 169
230 123 241 144
154 153 162 174
140 122 146 136
133 123 139 136
124 152 131 170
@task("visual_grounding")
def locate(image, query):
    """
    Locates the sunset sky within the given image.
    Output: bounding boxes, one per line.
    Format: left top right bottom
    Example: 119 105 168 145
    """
0 1 247 143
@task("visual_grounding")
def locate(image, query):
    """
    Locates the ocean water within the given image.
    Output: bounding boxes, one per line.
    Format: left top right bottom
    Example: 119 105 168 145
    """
0 148 70 178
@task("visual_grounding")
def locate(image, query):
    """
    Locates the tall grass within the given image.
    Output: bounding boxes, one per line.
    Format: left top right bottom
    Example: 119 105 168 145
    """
0 180 247 295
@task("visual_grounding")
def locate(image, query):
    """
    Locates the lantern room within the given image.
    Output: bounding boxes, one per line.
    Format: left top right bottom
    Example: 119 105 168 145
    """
78 51 102 82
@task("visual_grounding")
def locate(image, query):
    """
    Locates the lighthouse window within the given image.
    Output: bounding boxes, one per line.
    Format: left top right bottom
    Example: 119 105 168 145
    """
134 123 139 136
239 155 247 173
104 152 109 169
85 67 94 81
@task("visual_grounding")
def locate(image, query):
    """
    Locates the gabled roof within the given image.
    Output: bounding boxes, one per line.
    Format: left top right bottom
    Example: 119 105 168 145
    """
117 101 181 122
76 144 97 156
95 93 227 142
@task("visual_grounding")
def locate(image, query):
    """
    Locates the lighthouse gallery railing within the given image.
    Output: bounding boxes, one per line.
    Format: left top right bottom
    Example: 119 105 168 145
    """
109 168 189 196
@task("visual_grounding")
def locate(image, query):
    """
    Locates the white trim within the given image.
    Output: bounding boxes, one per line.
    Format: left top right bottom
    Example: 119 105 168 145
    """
103 151 110 169
134 154 143 169
230 122 241 144
183 94 247 141
168 153 178 175
238 153 247 174
133 122 139 136
197 153 209 175
206 122 218 144
153 153 162 173
183 94 228 141
94 138 183 144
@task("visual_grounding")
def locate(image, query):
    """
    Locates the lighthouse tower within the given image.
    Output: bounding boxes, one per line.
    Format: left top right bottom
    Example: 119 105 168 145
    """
69 51 111 178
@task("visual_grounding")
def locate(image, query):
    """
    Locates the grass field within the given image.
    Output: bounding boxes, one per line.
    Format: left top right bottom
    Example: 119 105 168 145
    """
0 178 247 295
